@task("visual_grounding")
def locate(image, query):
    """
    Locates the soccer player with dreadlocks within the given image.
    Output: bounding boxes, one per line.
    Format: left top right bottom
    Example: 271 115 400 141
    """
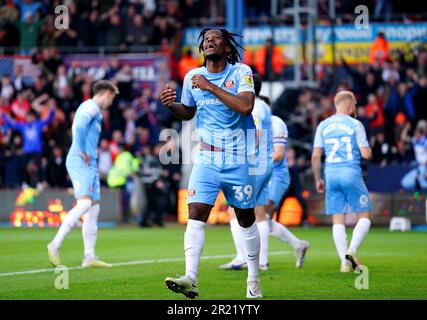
160 28 262 299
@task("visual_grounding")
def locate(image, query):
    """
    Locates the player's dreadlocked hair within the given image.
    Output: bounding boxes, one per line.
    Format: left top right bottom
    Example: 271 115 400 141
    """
198 28 244 66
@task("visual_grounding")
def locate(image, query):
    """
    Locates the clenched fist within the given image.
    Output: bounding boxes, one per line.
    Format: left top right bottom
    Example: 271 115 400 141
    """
316 179 325 193
159 84 177 107
191 75 212 91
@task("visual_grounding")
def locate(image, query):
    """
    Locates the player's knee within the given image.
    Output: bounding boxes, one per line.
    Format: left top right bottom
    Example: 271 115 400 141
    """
235 208 256 228
265 201 276 216
358 212 371 220
76 198 93 212
188 203 211 222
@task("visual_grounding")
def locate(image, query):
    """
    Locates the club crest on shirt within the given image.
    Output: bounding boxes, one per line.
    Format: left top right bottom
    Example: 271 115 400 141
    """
245 75 254 86
188 189 196 197
223 80 235 88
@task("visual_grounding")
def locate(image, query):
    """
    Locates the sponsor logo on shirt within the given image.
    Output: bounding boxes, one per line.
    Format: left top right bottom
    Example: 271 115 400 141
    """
223 80 235 88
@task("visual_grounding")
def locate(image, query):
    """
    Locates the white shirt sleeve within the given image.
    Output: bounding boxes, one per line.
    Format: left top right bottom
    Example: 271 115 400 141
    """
272 116 288 145
313 123 324 148
236 63 255 94
355 121 369 148
180 71 196 107
252 99 265 130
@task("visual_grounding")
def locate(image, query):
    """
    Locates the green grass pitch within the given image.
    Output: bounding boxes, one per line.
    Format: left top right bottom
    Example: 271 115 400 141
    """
0 225 426 300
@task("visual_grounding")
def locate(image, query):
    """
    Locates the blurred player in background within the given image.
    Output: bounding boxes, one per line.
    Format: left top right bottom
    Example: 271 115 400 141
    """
220 76 309 271
47 80 119 268
220 73 273 271
266 114 309 268
160 28 262 299
311 91 372 273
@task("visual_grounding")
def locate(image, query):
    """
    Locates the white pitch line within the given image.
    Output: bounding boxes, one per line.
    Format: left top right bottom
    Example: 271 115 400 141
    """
0 251 291 278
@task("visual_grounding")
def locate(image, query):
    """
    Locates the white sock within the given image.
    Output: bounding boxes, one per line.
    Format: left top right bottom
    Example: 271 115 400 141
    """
240 222 260 283
257 220 270 266
51 199 92 250
270 220 302 250
82 204 99 261
184 219 206 283
332 224 347 263
349 218 371 253
230 218 246 262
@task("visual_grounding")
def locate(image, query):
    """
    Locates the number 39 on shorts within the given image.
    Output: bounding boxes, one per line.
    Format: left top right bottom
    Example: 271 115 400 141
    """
232 185 253 201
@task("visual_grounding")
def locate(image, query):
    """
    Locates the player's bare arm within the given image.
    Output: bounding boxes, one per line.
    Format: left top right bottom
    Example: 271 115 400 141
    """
311 147 325 193
360 146 373 160
191 74 254 115
160 84 196 120
80 152 90 166
272 144 286 162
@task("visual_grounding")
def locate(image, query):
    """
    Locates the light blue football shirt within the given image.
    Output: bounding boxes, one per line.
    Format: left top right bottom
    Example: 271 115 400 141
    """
180 62 256 155
66 99 102 167
313 114 369 172
252 97 273 166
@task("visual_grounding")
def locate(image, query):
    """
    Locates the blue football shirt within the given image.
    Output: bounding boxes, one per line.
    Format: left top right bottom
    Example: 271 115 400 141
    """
66 99 103 167
313 114 369 172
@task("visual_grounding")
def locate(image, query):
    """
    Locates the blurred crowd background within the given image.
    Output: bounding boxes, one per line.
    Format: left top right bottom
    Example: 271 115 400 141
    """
1 0 427 225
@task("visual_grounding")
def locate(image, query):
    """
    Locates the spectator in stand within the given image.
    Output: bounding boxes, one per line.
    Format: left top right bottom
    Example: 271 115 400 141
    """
253 37 286 81
413 76 427 121
369 31 390 65
139 143 169 227
384 82 416 128
177 48 200 82
365 93 385 136
105 12 127 50
341 57 379 105
371 132 393 165
14 0 43 22
13 9 46 51
123 107 137 145
0 133 23 188
98 139 113 186
373 0 393 22
317 96 334 123
105 57 121 80
382 59 400 83
41 48 63 82
12 64 33 91
1 75 15 101
1 102 54 189
53 11 78 48
109 129 124 162
53 65 69 99
31 74 52 97
182 0 203 26
0 0 19 22
10 90 31 122
126 13 153 47
39 14 57 47
151 16 176 46
414 50 427 78
46 146 68 188
357 106 371 140
107 141 140 223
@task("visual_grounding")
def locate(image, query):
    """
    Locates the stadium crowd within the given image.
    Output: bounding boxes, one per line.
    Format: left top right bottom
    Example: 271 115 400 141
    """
1 0 427 224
